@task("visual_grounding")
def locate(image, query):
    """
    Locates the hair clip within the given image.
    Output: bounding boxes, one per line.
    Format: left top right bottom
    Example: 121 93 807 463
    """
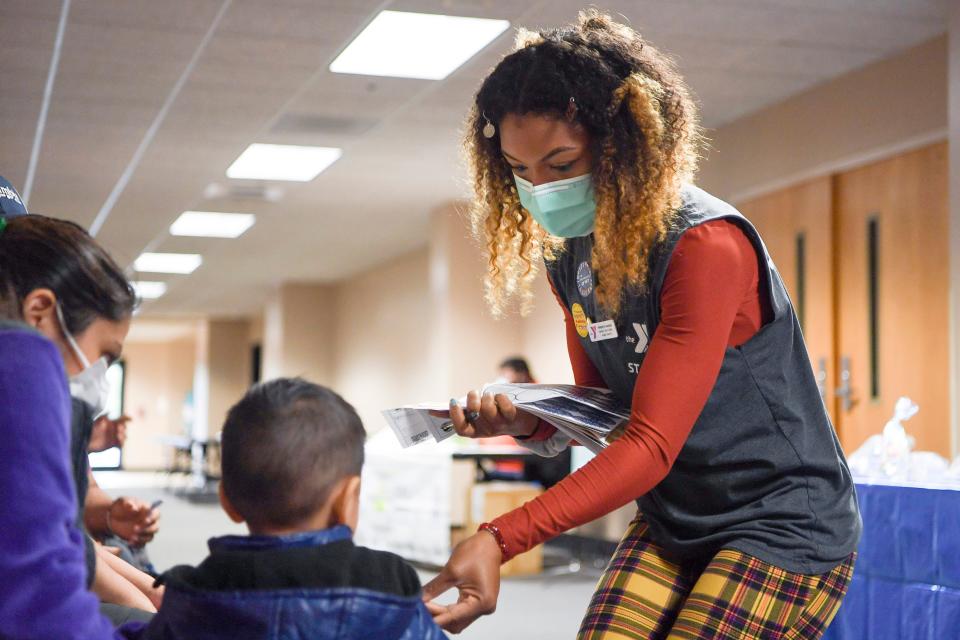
565 96 578 121
482 112 496 138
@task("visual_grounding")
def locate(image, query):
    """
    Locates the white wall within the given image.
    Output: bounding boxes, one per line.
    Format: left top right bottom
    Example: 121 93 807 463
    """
698 37 947 203
329 206 573 435
262 283 335 385
332 249 441 433
122 336 196 469
696 35 953 454
949 9 960 457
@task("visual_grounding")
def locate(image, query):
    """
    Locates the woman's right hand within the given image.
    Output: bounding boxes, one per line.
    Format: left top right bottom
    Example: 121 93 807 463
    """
433 390 539 439
422 530 503 633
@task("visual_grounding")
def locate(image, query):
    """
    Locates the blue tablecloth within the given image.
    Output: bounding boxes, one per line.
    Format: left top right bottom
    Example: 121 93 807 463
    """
824 480 960 640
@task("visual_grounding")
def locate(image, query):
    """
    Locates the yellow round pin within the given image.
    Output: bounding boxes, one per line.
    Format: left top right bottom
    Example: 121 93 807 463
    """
571 303 589 338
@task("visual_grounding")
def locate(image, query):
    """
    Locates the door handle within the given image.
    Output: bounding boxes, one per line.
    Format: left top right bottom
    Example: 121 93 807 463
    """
835 355 857 412
816 357 828 402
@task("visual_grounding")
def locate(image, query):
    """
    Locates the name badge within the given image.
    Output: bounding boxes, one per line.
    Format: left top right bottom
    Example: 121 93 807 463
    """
588 319 618 342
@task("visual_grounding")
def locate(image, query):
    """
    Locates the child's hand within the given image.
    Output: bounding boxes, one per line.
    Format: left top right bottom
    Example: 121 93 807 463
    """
429 390 539 439
422 531 502 633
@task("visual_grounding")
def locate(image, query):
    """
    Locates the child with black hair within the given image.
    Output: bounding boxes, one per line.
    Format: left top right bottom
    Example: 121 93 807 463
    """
140 378 444 640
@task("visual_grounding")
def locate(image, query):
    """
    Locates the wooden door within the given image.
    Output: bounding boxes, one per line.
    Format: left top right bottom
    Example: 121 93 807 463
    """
738 177 836 423
833 143 950 455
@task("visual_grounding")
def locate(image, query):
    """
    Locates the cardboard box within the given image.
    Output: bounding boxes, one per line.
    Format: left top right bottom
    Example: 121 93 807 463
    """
466 482 543 576
449 459 476 527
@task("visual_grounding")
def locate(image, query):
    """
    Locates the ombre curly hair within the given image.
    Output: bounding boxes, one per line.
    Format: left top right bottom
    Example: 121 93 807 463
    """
466 10 702 316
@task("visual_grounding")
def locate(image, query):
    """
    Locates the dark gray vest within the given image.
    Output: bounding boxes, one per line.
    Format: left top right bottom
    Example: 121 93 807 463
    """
546 185 860 574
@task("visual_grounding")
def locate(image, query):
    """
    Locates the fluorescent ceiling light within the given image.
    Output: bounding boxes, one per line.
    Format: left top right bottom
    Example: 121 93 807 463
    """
134 252 202 275
330 10 510 80
226 144 342 182
132 281 168 300
170 211 256 238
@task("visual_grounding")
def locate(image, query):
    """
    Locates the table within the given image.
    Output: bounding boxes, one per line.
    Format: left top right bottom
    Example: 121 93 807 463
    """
450 443 534 459
155 434 221 489
357 436 544 565
824 480 960 640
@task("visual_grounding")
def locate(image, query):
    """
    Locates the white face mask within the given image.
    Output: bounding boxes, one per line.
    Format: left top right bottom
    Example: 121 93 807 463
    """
56 304 110 417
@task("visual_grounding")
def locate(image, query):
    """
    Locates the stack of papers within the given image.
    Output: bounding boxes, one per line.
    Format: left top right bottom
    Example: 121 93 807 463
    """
382 383 629 454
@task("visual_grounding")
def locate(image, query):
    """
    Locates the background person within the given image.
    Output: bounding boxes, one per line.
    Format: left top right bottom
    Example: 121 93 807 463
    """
497 356 535 383
85 415 162 575
495 355 573 489
73 397 161 576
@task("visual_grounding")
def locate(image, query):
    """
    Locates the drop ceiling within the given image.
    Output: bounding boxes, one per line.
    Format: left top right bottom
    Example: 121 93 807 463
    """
0 0 949 316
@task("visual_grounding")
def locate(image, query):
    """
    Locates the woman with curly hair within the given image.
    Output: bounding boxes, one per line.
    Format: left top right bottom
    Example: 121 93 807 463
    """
424 12 860 639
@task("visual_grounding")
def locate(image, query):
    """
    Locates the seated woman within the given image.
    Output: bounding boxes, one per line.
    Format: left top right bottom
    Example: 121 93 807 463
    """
0 209 149 636
66 373 162 620
86 429 162 576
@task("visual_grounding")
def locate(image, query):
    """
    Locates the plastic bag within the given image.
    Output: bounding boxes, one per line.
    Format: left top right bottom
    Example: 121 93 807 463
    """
849 397 921 480
879 397 918 479
948 456 960 481
907 451 950 482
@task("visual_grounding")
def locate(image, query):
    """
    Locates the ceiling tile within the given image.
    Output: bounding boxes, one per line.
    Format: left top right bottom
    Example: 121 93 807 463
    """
1 0 948 316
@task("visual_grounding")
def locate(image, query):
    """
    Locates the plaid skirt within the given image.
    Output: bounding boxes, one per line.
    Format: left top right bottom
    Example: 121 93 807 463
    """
579 514 855 640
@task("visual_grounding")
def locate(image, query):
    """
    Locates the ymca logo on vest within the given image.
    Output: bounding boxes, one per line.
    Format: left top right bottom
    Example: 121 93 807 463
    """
625 323 649 353
576 261 593 297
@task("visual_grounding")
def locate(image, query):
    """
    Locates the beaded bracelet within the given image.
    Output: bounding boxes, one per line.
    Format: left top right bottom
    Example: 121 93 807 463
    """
478 522 509 559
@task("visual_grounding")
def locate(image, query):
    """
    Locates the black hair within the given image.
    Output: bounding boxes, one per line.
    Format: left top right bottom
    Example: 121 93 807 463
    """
499 356 532 378
473 13 696 179
0 214 137 332
220 377 366 530
476 24 634 152
467 10 701 316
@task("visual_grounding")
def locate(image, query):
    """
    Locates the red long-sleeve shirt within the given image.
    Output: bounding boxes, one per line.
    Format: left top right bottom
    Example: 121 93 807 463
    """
491 219 772 559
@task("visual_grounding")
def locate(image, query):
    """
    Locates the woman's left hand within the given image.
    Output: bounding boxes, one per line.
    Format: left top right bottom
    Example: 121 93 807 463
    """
108 497 161 546
422 531 503 633
430 390 539 439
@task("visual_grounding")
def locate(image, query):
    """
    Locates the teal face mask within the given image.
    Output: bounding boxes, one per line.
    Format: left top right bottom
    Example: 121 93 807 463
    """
514 173 596 238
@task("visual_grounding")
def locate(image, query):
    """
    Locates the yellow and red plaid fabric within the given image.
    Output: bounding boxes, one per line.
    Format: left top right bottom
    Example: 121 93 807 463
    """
579 515 855 640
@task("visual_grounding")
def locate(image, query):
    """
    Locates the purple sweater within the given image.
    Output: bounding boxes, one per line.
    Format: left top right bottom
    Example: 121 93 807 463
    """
0 324 139 638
